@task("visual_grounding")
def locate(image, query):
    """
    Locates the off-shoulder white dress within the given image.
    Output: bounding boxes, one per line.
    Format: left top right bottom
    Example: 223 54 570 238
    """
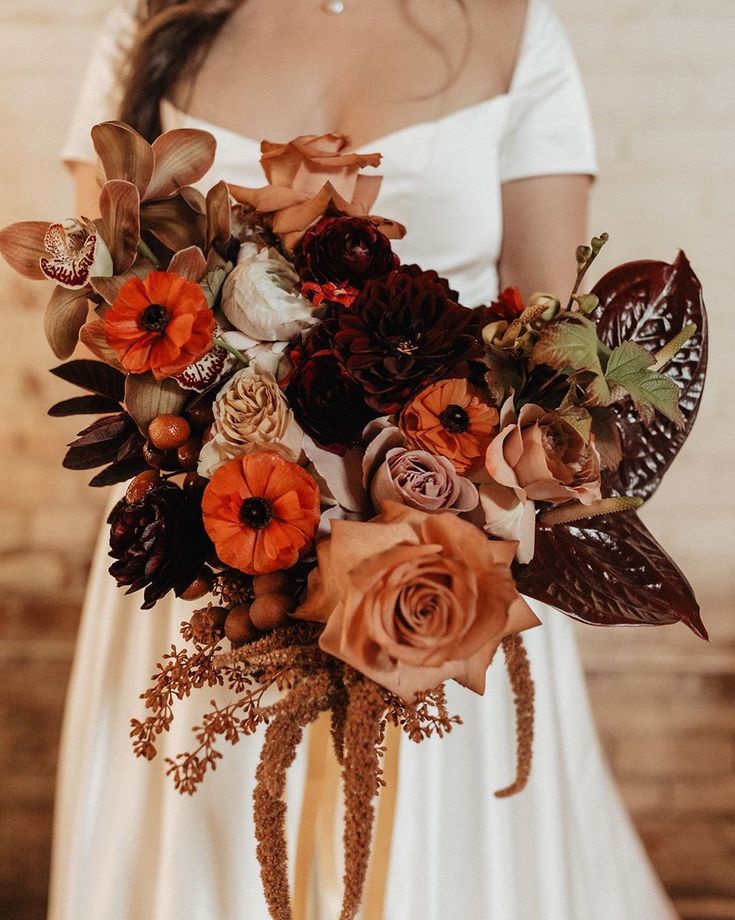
51 2 677 918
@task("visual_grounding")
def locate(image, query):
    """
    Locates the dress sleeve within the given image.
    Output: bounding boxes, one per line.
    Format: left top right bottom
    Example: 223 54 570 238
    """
499 0 597 183
60 2 138 167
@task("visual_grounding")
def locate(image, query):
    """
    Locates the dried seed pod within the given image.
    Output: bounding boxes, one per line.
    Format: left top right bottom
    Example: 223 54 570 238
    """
252 572 294 597
187 401 215 430
190 605 228 642
249 593 296 631
224 604 259 645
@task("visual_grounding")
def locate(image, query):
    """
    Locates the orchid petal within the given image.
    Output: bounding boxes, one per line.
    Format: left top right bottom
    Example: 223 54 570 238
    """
91 122 154 196
205 180 232 250
44 284 90 358
147 129 217 200
124 372 187 435
79 318 125 369
140 194 206 251
99 180 141 274
0 221 49 279
168 246 207 282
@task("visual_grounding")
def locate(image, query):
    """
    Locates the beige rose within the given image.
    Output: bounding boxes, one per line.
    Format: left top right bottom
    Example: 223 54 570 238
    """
197 366 303 478
227 133 405 250
294 502 539 702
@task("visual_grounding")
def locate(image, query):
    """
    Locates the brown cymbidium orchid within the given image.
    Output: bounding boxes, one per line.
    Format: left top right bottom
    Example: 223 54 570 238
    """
228 133 406 250
0 122 229 362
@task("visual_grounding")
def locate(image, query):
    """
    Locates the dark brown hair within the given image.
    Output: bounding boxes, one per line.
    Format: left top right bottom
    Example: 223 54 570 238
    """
120 0 470 142
120 1 248 141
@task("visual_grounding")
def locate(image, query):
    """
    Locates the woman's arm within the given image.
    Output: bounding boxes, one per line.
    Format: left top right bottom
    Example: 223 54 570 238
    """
69 162 102 218
499 174 593 302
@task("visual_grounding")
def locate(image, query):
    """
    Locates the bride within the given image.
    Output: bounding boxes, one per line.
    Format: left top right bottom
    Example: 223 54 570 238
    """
52 1 677 918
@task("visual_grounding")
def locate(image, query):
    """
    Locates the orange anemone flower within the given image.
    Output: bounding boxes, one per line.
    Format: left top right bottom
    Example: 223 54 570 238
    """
202 450 321 575
399 378 500 475
104 271 216 380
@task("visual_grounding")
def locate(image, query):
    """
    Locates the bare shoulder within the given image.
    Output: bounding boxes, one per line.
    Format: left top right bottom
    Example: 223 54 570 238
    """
462 0 530 94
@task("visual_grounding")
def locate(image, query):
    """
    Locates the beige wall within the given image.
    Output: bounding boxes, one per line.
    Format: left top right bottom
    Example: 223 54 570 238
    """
0 2 733 918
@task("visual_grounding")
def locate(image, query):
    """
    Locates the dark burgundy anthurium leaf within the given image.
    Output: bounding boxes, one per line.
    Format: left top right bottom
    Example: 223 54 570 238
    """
592 251 708 501
48 395 122 417
516 511 707 640
50 359 126 403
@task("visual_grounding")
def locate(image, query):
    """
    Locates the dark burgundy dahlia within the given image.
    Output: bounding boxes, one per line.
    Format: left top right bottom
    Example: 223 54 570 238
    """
297 216 399 289
107 482 211 609
286 346 378 454
328 265 482 413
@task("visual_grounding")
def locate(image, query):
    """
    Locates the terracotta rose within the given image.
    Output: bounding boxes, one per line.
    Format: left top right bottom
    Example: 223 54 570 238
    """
294 501 539 702
227 133 406 250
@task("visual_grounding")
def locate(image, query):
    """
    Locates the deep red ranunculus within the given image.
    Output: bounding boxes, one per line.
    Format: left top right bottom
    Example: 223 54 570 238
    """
296 215 399 291
286 345 378 455
327 265 482 413
478 286 526 325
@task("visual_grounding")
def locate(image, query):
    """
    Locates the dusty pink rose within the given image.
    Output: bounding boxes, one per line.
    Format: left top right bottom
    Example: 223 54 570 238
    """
362 419 477 514
486 399 601 505
481 399 601 562
294 502 539 702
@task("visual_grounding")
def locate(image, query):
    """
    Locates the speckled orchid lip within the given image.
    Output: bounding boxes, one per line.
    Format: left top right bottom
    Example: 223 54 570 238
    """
39 217 113 289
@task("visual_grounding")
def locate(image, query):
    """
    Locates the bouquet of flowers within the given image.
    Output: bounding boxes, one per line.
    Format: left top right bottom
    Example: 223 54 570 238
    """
0 124 708 920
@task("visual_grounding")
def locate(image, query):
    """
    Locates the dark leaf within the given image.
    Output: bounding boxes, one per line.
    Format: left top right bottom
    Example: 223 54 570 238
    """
50 359 126 402
516 510 707 640
592 251 708 500
48 395 121 417
89 456 149 487
63 440 127 471
68 413 133 448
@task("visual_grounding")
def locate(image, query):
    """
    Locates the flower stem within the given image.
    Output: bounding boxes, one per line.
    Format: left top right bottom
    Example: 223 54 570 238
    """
137 238 161 267
214 336 250 366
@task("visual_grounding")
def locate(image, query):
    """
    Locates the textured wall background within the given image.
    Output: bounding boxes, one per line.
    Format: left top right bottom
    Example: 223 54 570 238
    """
0 2 733 919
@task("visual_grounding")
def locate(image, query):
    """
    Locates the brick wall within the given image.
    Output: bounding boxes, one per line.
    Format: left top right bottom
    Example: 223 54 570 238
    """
0 2 733 919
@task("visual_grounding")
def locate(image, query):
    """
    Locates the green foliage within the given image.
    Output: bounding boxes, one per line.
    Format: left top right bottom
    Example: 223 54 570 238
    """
604 341 684 428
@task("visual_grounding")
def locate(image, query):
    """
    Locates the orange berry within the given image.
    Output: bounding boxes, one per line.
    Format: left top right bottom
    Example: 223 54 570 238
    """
148 414 191 450
177 437 201 471
180 568 214 601
249 593 295 631
126 469 161 503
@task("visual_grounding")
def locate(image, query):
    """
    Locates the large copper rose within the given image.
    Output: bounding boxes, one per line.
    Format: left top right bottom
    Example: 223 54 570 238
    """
294 502 539 701
227 134 405 250
328 266 482 413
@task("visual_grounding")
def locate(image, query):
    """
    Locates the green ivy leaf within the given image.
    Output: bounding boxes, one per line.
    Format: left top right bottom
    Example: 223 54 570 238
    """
530 315 604 376
605 341 684 428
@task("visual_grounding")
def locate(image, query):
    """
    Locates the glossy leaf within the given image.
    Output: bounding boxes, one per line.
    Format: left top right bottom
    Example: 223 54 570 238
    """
99 180 141 274
50 359 126 402
44 285 90 359
516 511 707 640
48 394 121 417
125 372 188 434
0 221 49 280
592 251 708 500
148 129 217 200
91 122 154 197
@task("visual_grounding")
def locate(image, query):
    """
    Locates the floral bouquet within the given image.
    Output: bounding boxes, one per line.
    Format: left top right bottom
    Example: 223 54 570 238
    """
0 125 708 920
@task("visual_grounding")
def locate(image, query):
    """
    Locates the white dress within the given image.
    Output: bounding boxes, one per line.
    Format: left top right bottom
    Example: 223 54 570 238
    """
51 2 677 918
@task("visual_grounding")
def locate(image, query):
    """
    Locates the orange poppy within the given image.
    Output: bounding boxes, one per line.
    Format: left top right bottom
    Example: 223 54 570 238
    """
104 271 216 380
399 378 499 475
201 450 321 575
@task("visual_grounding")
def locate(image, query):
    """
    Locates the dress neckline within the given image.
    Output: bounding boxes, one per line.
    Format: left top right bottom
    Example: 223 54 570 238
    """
161 91 511 153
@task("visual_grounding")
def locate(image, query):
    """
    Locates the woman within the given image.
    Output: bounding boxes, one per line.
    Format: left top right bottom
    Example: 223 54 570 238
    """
51 1 677 918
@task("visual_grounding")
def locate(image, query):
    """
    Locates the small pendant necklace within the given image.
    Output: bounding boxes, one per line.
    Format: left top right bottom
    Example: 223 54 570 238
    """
321 0 346 13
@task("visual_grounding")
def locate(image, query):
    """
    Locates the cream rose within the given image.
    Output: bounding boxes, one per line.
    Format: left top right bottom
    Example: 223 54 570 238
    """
294 502 539 702
221 242 317 342
197 365 303 478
